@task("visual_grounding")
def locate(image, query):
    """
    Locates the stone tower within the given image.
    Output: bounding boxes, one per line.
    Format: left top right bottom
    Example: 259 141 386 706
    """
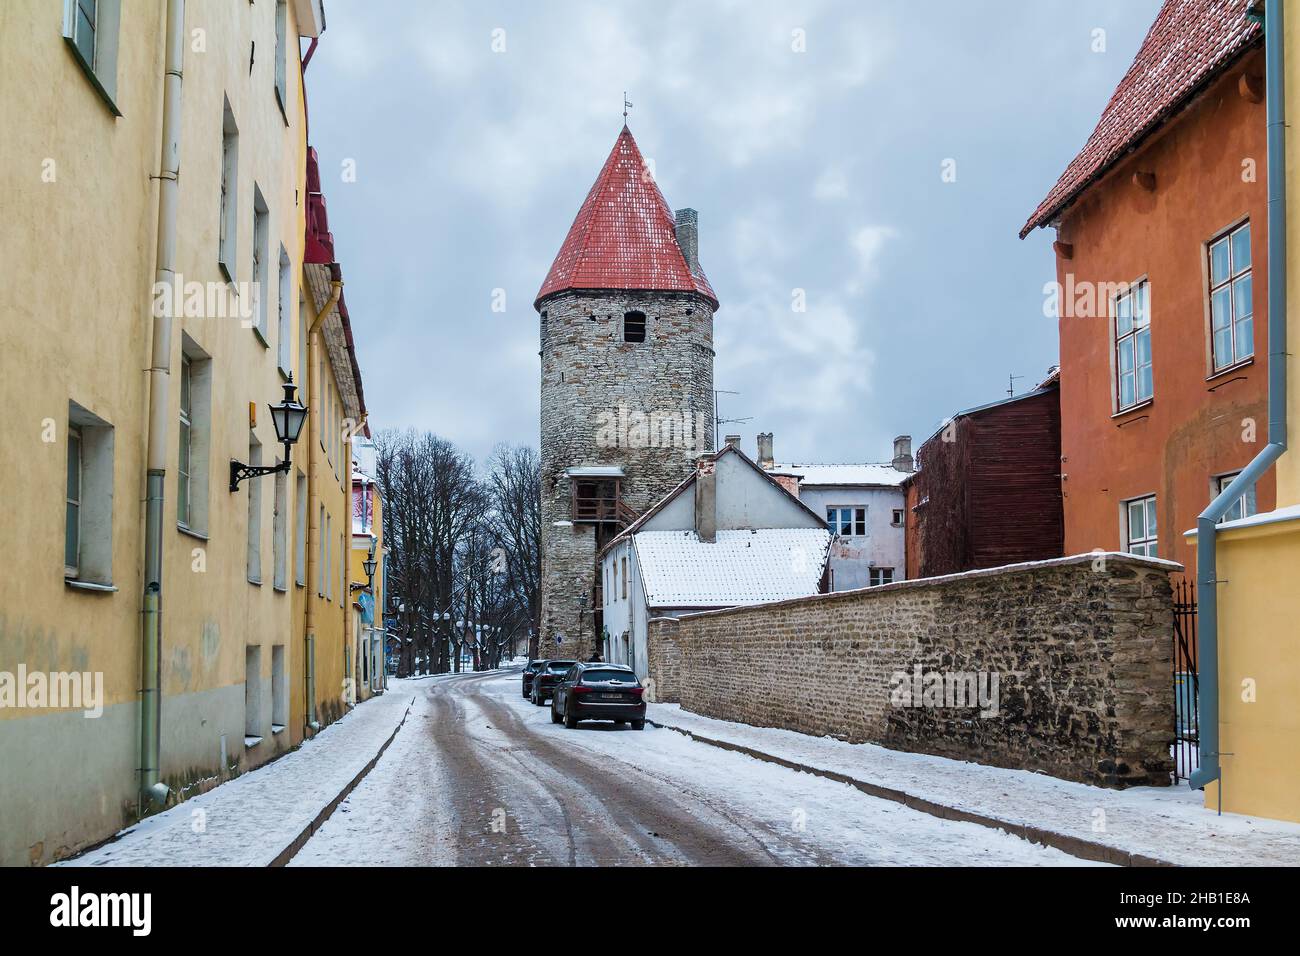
535 125 718 660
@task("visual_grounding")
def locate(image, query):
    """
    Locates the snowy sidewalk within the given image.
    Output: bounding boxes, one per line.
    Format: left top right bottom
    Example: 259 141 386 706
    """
62 682 416 867
646 703 1300 866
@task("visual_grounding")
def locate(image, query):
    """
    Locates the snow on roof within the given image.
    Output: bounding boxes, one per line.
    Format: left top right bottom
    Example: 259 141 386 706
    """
566 465 625 478
633 528 830 607
774 463 907 487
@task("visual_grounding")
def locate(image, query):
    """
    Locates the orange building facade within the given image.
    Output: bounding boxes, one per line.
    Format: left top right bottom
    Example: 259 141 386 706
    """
1027 33 1273 574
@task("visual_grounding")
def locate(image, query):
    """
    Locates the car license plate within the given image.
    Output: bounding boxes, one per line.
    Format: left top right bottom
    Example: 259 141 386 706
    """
599 693 622 700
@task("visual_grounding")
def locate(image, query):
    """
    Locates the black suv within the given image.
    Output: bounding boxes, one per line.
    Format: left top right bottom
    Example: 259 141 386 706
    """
522 659 547 698
530 660 577 705
551 663 646 730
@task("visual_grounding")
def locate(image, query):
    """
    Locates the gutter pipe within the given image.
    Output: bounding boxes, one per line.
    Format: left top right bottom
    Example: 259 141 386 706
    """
1191 0 1288 792
139 0 186 811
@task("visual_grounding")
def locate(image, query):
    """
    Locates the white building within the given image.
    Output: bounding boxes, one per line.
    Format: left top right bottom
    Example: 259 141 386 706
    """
600 443 830 679
758 433 913 590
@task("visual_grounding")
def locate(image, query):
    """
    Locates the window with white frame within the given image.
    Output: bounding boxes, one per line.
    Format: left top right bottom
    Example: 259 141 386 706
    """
1114 280 1153 410
219 99 239 279
177 337 212 535
62 0 121 114
246 435 263 584
273 463 288 590
295 471 307 586
827 507 867 537
251 186 269 341
1213 472 1258 525
65 402 115 586
1209 222 1254 372
891 508 905 527
1124 495 1159 558
869 568 894 587
277 246 292 375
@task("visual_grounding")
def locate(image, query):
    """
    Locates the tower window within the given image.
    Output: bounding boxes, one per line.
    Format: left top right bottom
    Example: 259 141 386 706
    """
623 311 646 343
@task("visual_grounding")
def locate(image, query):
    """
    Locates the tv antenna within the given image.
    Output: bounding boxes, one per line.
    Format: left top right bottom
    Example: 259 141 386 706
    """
714 389 752 450
1007 373 1024 397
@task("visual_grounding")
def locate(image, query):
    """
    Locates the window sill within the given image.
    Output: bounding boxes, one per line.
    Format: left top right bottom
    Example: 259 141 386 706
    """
271 724 286 735
178 525 209 542
273 584 288 594
244 735 263 748
248 576 263 587
252 325 271 349
1207 357 1254 383
65 578 118 594
295 580 306 589
64 38 122 117
1112 399 1154 420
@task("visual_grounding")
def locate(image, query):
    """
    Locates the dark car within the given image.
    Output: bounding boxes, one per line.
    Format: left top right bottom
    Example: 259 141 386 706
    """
522 659 547 698
551 663 646 730
530 660 577 705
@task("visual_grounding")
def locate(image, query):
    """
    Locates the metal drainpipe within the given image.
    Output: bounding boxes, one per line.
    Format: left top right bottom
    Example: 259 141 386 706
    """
1191 0 1289 793
139 0 186 811
303 275 341 733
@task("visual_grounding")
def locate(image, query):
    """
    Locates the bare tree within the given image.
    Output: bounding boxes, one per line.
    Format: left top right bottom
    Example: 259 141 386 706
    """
485 444 542 658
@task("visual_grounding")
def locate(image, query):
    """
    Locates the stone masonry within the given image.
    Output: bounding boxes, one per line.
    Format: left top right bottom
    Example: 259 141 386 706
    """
538 289 715 659
647 553 1176 788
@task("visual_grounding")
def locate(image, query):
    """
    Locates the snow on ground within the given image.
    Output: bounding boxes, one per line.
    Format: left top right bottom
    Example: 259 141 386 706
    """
296 669 1102 866
645 703 1300 866
60 681 418 866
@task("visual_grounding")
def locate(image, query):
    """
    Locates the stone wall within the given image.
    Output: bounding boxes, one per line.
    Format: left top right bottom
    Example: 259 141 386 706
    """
647 553 1176 788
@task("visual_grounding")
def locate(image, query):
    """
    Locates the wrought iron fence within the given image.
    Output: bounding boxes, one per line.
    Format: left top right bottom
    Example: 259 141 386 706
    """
1172 577 1199 783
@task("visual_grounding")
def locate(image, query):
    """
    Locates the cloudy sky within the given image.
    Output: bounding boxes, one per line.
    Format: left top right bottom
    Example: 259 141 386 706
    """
306 0 1164 467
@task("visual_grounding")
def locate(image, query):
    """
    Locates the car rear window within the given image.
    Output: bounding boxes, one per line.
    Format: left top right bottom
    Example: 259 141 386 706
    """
547 661 576 672
581 669 638 684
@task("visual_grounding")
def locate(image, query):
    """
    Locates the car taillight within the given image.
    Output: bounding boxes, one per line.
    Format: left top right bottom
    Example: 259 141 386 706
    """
629 687 644 696
573 685 592 694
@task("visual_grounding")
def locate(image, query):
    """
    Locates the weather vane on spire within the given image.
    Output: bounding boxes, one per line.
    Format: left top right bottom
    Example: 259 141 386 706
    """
623 91 633 123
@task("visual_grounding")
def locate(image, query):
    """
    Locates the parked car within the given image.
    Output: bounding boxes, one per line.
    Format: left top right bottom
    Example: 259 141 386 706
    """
522 659 547 698
530 660 577 705
551 663 646 730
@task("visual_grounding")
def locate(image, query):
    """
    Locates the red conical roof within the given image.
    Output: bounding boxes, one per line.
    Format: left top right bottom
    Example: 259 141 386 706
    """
535 126 717 310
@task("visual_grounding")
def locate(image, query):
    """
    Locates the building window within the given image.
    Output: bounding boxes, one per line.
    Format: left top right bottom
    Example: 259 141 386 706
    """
177 337 212 535
827 507 867 537
891 509 905 527
295 470 307 586
65 403 115 586
62 0 121 114
273 0 288 116
219 98 239 280
272 463 288 590
251 185 270 341
621 555 628 600
1213 472 1258 525
1209 222 1254 371
540 310 549 352
623 311 646 343
247 435 262 584
1114 280 1152 410
1124 495 1158 558
277 246 292 375
245 645 262 743
340 531 346 606
869 568 894 587
271 645 287 732
65 426 82 578
317 504 326 595
325 512 332 600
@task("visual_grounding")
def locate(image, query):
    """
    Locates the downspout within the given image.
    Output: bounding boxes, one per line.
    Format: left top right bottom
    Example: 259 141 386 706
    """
1191 0 1288 792
303 272 341 733
140 0 186 811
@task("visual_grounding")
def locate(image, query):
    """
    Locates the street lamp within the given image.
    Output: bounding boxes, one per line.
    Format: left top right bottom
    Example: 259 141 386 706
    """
229 376 309 491
362 541 377 588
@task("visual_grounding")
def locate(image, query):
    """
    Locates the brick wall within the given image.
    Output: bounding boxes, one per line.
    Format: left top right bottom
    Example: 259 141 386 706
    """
647 553 1176 788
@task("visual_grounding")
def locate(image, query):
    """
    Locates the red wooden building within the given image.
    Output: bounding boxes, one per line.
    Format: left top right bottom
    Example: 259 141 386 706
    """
904 374 1064 579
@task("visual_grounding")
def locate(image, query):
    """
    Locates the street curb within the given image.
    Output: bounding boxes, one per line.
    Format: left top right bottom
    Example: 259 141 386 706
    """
269 695 416 867
648 720 1176 868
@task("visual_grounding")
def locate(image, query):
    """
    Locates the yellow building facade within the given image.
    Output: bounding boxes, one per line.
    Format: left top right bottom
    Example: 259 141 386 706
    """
0 0 366 865
1197 4 1300 822
350 457 386 703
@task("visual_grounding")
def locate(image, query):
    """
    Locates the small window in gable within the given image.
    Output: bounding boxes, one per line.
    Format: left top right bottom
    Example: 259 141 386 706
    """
623 311 646 343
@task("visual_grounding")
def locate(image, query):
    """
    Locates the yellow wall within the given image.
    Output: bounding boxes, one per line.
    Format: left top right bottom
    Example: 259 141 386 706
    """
1203 9 1300 822
0 0 332 864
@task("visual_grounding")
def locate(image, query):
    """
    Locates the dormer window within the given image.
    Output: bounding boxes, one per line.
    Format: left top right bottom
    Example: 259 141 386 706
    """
623 311 646 343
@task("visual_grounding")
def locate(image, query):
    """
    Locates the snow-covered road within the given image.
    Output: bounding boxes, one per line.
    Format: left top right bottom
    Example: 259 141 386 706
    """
291 668 1101 866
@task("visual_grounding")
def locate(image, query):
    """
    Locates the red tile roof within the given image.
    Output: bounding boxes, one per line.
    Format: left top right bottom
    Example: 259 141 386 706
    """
535 126 718 309
1020 0 1261 239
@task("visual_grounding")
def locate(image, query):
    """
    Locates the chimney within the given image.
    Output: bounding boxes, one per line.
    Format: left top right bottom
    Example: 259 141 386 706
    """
695 456 717 543
892 435 914 473
724 434 740 449
757 432 774 470
675 208 700 275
